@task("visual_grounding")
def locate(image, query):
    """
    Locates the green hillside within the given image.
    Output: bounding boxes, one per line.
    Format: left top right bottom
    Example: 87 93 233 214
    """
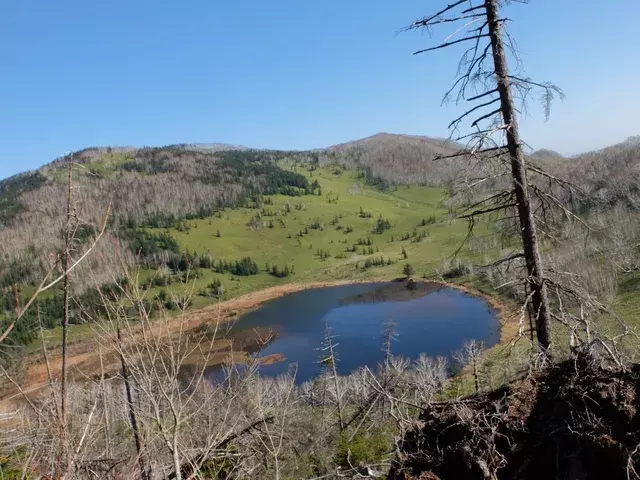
0 138 485 356
3 134 640 361
139 165 484 309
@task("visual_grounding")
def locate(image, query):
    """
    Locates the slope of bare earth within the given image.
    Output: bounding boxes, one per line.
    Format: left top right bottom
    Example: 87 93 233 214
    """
390 354 640 480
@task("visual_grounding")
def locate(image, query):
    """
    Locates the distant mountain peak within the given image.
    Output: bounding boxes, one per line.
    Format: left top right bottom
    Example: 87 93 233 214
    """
622 135 640 146
172 142 247 152
531 149 565 160
326 132 453 151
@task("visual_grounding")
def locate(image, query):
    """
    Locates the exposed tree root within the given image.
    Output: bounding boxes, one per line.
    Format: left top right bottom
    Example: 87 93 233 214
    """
391 355 640 480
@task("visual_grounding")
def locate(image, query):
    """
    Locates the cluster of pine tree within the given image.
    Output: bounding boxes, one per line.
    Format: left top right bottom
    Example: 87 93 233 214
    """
0 171 47 226
175 221 192 232
371 216 392 234
316 249 331 260
359 256 396 270
326 194 339 204
308 219 324 230
355 237 373 246
143 272 173 288
0 280 126 349
359 206 373 218
166 251 214 272
411 230 428 243
399 228 427 243
213 257 259 276
0 255 39 288
121 229 180 257
215 150 317 196
207 278 224 296
418 215 437 226
269 264 294 278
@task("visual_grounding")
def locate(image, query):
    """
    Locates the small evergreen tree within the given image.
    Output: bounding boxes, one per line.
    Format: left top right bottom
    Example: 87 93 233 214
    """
402 263 415 278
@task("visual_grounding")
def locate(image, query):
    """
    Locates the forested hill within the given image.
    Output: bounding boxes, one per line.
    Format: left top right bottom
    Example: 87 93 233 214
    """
319 133 460 186
0 133 460 248
0 131 639 354
3 132 640 276
2 132 639 298
0 146 317 287
0 133 467 351
558 136 640 210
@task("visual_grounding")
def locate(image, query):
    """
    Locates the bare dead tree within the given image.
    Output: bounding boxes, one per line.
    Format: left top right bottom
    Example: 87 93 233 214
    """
0 201 111 345
95 283 151 480
380 320 398 420
411 354 448 405
253 366 298 480
59 158 75 478
454 340 484 393
406 0 568 353
318 322 344 431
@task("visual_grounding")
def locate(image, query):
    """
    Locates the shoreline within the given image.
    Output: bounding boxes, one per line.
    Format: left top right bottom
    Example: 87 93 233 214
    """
3 278 518 402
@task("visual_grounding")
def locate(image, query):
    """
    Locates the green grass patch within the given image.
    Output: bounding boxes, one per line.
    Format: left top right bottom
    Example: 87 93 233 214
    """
142 167 488 301
25 322 107 354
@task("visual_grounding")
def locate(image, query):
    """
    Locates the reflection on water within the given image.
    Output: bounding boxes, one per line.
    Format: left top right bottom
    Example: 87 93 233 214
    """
207 282 499 384
338 280 442 305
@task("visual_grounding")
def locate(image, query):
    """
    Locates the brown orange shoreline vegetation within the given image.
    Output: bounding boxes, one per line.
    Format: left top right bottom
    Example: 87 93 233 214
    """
2 279 518 403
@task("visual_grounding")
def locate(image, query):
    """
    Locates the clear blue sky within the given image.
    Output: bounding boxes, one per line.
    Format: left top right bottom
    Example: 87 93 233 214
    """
1 0 639 179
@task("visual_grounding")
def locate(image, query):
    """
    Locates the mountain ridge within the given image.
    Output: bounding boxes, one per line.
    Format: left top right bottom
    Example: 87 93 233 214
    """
10 131 640 182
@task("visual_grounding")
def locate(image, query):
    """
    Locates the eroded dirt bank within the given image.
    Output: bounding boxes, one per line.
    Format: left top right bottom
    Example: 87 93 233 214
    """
389 355 640 480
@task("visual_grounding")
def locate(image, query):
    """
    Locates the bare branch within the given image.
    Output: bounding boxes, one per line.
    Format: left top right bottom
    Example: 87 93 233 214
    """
471 107 502 127
448 97 500 129
409 0 469 29
414 34 490 55
467 88 499 102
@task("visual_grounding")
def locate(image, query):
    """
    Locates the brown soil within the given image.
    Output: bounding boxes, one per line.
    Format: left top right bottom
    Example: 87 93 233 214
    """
4 280 361 401
390 354 640 480
3 279 517 403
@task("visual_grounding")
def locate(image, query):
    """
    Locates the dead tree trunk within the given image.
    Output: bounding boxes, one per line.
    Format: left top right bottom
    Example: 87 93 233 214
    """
406 0 561 353
116 321 150 480
59 160 73 478
484 0 552 351
320 323 344 431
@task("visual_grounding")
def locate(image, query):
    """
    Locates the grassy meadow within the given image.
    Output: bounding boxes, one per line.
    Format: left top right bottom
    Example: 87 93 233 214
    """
26 164 494 352
26 163 640 368
142 165 490 306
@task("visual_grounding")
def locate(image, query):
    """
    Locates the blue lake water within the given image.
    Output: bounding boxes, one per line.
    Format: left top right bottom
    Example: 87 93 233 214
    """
225 282 500 383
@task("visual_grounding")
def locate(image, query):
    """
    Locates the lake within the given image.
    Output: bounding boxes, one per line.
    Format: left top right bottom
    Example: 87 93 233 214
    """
220 281 500 383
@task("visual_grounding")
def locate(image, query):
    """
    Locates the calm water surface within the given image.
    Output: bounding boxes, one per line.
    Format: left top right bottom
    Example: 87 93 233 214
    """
224 282 499 383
